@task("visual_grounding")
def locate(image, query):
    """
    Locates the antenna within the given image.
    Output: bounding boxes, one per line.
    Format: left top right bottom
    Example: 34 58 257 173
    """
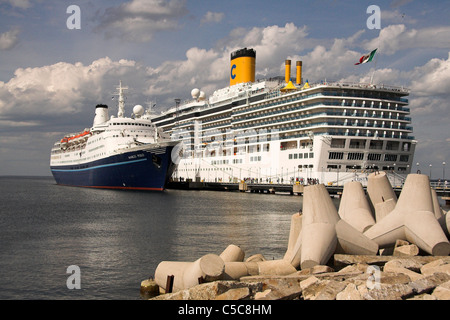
116 80 128 118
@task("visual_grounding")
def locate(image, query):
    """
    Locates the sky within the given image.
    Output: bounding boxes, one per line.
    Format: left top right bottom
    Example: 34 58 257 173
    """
0 0 449 177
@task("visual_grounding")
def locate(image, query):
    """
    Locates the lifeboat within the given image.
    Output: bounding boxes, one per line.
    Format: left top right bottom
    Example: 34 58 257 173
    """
60 137 69 149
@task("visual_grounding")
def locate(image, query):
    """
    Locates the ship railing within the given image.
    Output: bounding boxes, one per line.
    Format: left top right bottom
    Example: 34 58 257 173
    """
235 93 410 117
310 81 410 93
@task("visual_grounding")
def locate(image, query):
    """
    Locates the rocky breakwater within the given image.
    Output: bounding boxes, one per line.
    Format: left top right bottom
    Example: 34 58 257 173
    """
141 172 450 300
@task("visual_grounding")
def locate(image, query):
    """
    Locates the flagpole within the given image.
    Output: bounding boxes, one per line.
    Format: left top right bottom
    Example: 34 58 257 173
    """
370 29 382 85
370 53 378 85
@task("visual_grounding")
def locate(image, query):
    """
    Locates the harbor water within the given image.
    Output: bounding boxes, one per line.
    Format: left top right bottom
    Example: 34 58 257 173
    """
0 176 308 300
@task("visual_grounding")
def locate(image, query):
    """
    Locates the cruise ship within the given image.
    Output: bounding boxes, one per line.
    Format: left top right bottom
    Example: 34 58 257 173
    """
50 82 179 191
151 48 416 186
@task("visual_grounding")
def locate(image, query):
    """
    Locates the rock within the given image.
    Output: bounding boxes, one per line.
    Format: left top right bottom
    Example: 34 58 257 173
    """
336 263 369 274
384 259 424 280
407 293 437 300
303 279 347 300
393 244 420 257
378 272 412 286
363 283 412 300
408 272 450 296
254 289 272 300
431 280 450 300
215 287 250 300
297 265 334 276
421 259 450 276
140 279 159 298
394 239 410 248
336 283 363 300
241 276 303 300
383 265 423 281
300 276 319 291
151 281 263 300
383 258 423 273
334 254 450 270
311 265 335 274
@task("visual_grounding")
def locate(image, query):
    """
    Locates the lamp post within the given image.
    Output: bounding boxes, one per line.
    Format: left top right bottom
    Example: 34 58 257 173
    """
429 164 432 180
393 163 396 187
416 162 420 174
443 161 446 180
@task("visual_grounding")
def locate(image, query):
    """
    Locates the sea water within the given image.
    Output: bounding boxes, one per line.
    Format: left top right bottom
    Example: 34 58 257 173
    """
0 176 304 299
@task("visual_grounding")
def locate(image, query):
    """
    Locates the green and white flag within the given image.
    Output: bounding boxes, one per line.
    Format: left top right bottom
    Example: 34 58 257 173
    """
355 49 377 65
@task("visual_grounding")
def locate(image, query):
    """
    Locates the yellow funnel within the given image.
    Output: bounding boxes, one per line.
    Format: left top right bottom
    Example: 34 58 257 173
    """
230 48 256 86
296 61 302 85
285 60 291 83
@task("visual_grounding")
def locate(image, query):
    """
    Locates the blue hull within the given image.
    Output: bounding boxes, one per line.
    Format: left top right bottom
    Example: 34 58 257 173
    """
51 146 176 191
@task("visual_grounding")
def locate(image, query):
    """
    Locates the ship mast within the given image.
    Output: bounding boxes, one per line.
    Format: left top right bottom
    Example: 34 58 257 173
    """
116 80 128 118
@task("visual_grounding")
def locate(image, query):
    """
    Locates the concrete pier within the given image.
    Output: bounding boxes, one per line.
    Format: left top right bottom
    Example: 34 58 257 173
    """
364 174 450 256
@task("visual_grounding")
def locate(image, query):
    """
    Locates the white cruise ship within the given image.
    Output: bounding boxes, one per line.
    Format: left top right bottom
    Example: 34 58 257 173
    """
50 82 178 191
152 48 416 186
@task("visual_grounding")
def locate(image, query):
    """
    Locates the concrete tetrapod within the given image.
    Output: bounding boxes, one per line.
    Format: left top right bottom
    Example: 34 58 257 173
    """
364 174 450 256
220 244 245 262
366 171 397 222
431 188 450 238
440 211 450 239
283 212 303 268
154 254 225 293
300 184 379 270
338 181 376 232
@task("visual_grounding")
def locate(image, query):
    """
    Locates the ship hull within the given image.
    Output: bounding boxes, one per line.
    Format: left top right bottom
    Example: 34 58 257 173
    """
50 145 177 191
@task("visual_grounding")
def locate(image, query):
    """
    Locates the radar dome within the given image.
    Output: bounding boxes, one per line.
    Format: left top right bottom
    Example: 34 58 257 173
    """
133 104 145 116
199 91 206 100
191 88 200 99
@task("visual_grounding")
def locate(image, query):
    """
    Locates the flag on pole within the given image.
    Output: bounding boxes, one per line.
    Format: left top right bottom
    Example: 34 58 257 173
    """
355 49 377 65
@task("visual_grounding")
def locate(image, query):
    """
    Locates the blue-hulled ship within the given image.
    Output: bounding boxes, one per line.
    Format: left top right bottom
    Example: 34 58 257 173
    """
50 81 178 191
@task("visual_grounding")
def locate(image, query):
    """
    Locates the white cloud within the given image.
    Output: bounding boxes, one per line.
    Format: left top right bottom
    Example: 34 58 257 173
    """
201 11 224 24
409 52 450 97
96 0 188 42
1 0 32 9
2 21 450 175
364 24 450 54
0 27 20 50
0 57 148 126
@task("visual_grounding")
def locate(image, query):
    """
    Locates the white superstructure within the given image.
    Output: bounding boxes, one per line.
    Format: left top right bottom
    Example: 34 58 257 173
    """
50 81 177 191
151 49 416 187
